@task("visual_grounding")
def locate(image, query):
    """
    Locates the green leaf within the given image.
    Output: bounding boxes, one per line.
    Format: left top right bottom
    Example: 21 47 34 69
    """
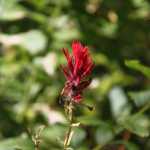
0 30 47 55
125 60 150 78
113 141 139 150
99 19 118 38
0 0 26 21
109 86 131 122
41 124 66 144
21 30 47 54
0 136 34 150
76 116 103 126
98 71 134 96
120 114 150 137
130 0 150 19
53 28 80 42
95 124 114 145
128 90 150 107
71 128 86 147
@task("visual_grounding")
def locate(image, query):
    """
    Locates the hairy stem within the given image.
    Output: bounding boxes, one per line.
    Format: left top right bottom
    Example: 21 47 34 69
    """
64 102 74 149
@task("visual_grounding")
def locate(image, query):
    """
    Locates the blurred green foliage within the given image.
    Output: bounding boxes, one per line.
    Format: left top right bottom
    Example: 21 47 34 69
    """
0 0 150 149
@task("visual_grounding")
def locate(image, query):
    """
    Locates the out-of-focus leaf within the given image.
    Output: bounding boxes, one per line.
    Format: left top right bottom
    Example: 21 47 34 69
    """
130 0 150 19
26 0 49 10
0 30 47 55
109 86 131 122
120 114 150 137
131 0 147 7
0 136 34 150
93 53 111 67
21 30 47 54
95 123 114 145
49 15 80 44
128 90 150 107
123 142 139 150
49 15 70 29
98 71 134 96
41 124 66 144
99 20 118 38
33 103 66 124
125 60 150 78
66 148 74 150
34 52 58 76
53 28 80 42
0 0 26 21
130 7 150 19
77 116 103 126
49 0 70 6
71 128 86 147
112 141 139 150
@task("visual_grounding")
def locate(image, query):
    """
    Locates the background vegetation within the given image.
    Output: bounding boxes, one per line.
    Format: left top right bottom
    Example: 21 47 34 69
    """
0 0 150 149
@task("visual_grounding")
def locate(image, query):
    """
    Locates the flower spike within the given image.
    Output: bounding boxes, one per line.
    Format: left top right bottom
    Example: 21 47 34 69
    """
61 41 94 103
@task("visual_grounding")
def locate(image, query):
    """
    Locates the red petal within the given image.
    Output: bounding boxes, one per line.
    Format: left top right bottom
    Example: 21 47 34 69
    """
82 63 94 77
61 65 71 80
73 94 82 103
72 41 83 60
62 48 74 73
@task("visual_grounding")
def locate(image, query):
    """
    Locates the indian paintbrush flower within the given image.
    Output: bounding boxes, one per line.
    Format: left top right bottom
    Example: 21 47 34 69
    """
61 41 94 103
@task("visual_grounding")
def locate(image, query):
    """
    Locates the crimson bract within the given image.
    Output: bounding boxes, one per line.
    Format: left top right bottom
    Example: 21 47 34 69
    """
61 41 94 103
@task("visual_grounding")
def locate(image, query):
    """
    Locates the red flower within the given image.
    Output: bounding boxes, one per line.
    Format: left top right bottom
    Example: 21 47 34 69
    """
61 41 94 103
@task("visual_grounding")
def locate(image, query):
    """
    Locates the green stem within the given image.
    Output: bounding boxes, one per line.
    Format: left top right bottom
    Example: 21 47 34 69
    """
64 102 74 149
133 102 150 117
